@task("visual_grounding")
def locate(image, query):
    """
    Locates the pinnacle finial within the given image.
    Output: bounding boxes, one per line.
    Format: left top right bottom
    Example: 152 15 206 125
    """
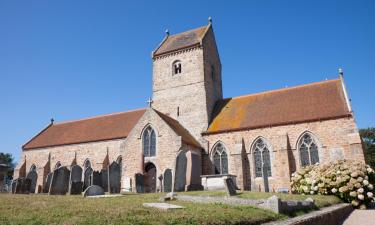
165 29 169 36
208 16 212 24
338 68 344 76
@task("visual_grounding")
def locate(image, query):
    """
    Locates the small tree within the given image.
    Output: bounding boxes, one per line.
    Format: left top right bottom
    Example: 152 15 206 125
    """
360 128 375 168
0 153 15 180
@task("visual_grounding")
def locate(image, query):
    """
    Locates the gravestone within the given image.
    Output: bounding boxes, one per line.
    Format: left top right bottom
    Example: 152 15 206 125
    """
92 171 102 187
143 203 185 210
174 152 187 192
83 185 104 197
100 169 108 192
124 176 132 192
43 172 53 193
69 165 83 195
135 173 144 193
11 179 17 193
20 178 32 194
164 169 172 192
49 166 70 195
108 162 121 193
83 167 93 191
224 178 237 196
26 170 38 194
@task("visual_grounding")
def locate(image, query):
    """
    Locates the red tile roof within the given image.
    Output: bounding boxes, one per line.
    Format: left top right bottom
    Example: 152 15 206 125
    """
205 79 351 134
155 110 201 148
23 109 146 150
153 25 208 57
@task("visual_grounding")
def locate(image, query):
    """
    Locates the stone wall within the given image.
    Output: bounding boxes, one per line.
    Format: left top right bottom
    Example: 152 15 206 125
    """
202 117 365 191
14 139 125 193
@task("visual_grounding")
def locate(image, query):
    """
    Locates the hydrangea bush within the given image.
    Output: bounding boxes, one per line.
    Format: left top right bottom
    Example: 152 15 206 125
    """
291 160 374 209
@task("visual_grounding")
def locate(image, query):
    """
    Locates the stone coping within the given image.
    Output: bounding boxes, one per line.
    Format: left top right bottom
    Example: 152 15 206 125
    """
200 174 237 178
262 203 353 225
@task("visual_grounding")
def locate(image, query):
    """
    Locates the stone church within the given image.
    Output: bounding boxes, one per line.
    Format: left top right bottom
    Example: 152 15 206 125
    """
14 19 365 194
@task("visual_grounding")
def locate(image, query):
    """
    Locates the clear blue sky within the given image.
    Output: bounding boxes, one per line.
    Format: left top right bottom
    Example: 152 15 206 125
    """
1 0 374 163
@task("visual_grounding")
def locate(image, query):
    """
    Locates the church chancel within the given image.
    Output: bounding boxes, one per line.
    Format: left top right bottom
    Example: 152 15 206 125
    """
14 18 365 194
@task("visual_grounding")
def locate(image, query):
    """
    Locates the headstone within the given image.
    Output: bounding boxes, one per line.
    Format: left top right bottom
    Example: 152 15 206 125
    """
26 170 38 194
164 169 172 192
69 165 83 195
43 172 53 193
276 188 289 193
143 203 185 210
108 162 121 193
174 152 187 192
224 178 237 196
92 171 102 187
83 167 93 191
163 192 177 201
135 173 144 193
49 166 70 195
20 178 32 194
100 169 108 192
266 195 281 213
83 185 104 197
124 176 132 192
11 179 17 193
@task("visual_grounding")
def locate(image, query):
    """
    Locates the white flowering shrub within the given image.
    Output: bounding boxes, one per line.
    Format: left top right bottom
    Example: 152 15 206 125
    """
291 160 375 209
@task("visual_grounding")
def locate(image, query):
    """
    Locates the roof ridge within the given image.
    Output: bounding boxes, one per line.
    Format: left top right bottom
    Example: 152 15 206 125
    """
224 78 340 101
54 108 146 125
168 25 208 38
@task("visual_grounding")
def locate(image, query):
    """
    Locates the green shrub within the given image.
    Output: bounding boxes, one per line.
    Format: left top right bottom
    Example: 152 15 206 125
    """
291 160 375 209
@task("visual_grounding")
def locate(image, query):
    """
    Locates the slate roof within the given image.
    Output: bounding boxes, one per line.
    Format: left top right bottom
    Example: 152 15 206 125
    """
23 109 146 150
155 110 201 148
153 25 208 57
205 79 351 134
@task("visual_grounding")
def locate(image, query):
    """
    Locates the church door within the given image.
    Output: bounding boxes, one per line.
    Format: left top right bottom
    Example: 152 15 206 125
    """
144 163 156 193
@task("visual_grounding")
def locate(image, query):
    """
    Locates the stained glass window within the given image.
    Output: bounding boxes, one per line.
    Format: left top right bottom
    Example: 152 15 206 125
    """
213 143 228 175
143 126 156 157
298 133 320 167
252 138 272 178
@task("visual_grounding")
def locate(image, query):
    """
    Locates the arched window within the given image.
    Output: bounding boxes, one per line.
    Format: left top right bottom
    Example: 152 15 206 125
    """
252 138 272 178
212 143 228 174
298 133 320 167
30 164 37 172
172 60 182 75
143 126 156 157
54 162 61 170
83 159 91 169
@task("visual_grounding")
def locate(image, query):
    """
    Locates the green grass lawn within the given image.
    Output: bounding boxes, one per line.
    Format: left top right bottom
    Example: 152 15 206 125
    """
0 193 285 225
182 191 342 209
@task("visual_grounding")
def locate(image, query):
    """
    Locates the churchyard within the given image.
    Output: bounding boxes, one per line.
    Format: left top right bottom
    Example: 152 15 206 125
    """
0 191 342 225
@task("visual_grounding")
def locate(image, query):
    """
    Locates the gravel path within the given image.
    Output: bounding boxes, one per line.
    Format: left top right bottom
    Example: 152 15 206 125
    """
342 203 375 225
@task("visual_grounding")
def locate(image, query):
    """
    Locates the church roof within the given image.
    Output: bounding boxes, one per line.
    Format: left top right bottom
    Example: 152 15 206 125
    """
153 25 208 57
23 109 146 150
155 110 201 148
205 79 351 134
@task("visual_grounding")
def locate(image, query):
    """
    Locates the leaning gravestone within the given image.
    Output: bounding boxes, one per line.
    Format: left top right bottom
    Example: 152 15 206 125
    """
11 179 17 194
83 185 105 197
224 178 237 196
43 172 53 193
49 166 70 195
26 170 38 194
108 161 121 193
174 152 187 192
164 169 172 192
135 173 144 193
100 169 108 192
69 165 83 195
83 167 93 191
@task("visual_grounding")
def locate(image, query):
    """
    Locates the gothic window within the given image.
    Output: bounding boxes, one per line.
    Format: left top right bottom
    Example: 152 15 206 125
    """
83 159 91 169
54 161 61 170
252 138 272 178
30 164 37 172
172 60 182 75
298 133 320 167
212 143 228 174
143 126 156 157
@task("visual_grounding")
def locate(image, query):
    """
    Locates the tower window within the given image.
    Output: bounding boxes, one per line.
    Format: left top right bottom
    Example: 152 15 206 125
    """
172 60 182 75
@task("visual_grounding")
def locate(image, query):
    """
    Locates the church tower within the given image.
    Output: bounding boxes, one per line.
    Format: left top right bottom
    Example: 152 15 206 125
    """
151 18 222 143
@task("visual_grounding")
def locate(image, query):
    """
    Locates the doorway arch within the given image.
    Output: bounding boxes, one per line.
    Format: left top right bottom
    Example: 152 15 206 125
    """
144 162 156 193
